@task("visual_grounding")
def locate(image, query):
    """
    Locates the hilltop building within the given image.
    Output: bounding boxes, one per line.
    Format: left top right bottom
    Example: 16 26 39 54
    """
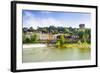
79 24 85 28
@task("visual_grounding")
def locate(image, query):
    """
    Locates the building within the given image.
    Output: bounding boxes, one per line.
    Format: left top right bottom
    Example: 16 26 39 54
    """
79 24 85 28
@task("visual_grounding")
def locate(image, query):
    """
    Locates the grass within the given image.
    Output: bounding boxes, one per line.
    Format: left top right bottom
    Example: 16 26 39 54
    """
65 43 90 49
55 42 90 49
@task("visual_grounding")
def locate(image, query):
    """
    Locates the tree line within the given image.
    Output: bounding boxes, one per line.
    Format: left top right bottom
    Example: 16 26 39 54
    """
23 26 91 44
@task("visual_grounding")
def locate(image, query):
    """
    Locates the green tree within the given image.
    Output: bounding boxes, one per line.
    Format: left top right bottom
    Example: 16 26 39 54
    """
56 41 60 48
28 27 34 32
31 34 38 43
56 35 66 48
77 28 91 43
60 35 65 44
23 27 28 33
85 29 91 43
63 28 69 33
24 37 31 43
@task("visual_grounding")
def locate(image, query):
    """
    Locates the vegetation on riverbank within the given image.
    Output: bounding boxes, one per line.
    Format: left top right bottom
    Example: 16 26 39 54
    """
54 29 90 49
56 43 90 49
23 34 40 43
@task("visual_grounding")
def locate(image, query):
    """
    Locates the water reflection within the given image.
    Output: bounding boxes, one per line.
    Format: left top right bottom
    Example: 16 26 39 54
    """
23 47 90 63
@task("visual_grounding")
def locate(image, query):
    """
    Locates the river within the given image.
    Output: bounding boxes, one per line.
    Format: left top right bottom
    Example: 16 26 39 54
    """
22 45 90 63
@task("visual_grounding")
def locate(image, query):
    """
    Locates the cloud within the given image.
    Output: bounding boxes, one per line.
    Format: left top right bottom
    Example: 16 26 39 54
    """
23 11 67 29
40 11 53 14
23 10 91 29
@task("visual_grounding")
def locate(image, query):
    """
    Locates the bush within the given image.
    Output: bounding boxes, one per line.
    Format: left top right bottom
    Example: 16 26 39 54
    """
56 40 60 48
31 34 37 43
23 34 39 43
56 35 66 48
23 37 31 43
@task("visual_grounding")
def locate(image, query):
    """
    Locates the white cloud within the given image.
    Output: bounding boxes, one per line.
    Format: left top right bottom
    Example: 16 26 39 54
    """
40 11 53 14
23 12 68 29
23 11 91 29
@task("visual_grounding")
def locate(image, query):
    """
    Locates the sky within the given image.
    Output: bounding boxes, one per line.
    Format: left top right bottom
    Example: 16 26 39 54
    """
22 10 91 29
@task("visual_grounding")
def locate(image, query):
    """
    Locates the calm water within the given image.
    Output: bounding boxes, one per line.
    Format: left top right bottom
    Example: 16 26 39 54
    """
22 47 91 63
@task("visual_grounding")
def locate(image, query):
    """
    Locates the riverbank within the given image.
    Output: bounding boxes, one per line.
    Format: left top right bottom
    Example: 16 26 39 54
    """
23 43 90 50
65 43 90 49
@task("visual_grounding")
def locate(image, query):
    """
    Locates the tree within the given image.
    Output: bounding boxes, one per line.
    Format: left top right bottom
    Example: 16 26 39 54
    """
77 29 84 41
31 34 38 43
28 27 34 32
23 27 28 33
48 26 57 34
60 35 65 45
56 35 66 48
84 29 91 43
77 28 91 43
63 28 69 33
42 28 48 33
23 37 31 43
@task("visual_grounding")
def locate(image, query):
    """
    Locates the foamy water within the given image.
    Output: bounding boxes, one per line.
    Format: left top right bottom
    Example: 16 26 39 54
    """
23 44 47 48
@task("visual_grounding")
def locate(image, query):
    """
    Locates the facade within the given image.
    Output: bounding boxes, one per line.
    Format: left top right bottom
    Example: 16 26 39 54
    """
24 31 79 43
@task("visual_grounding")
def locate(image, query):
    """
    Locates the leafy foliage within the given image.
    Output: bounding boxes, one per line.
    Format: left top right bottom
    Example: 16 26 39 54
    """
56 35 66 48
23 34 38 43
23 26 91 44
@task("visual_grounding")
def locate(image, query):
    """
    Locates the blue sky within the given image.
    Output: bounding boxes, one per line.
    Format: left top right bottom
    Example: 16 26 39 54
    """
22 10 91 29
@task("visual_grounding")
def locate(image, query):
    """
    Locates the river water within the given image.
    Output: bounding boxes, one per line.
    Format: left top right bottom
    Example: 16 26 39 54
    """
22 46 90 63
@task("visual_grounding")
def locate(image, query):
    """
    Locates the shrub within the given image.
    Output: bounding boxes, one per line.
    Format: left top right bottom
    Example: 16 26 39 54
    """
23 37 31 43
